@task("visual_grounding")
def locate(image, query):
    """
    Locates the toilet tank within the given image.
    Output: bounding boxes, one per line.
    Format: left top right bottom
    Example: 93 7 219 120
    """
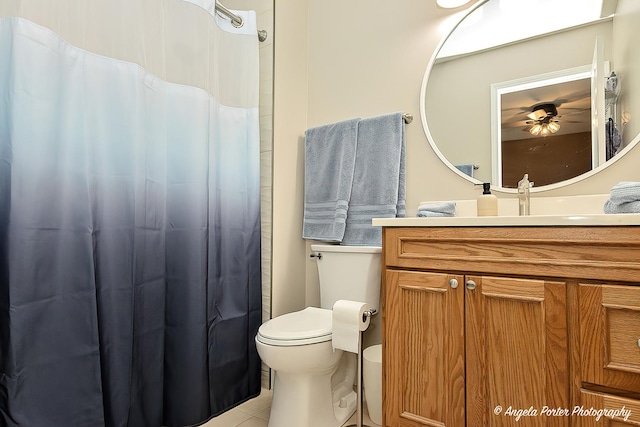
311 244 382 311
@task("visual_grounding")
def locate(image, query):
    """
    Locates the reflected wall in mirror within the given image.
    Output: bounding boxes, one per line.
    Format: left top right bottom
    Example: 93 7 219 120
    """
423 0 640 191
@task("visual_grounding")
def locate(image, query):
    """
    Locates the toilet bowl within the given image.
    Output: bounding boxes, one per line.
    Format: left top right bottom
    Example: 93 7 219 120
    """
256 307 357 427
256 244 381 427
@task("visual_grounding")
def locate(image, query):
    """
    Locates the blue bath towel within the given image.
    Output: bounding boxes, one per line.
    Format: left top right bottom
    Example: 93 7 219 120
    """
455 164 475 178
606 118 622 161
342 112 406 246
417 201 456 217
604 182 640 214
303 118 360 241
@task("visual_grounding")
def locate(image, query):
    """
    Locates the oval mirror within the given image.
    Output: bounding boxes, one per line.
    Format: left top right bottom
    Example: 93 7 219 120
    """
422 0 640 192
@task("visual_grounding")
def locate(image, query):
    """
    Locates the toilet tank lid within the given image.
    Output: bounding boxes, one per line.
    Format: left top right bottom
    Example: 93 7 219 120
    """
310 244 381 253
258 307 332 341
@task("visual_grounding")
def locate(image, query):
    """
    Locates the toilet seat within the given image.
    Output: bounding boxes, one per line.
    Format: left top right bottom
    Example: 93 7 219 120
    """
256 307 333 346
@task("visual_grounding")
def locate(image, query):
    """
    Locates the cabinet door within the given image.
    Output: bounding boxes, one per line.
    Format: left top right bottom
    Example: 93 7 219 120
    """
579 390 640 426
465 276 569 427
384 270 464 427
580 284 640 393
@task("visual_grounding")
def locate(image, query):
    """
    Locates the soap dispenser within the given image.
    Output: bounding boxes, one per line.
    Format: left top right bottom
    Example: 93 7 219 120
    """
477 183 498 216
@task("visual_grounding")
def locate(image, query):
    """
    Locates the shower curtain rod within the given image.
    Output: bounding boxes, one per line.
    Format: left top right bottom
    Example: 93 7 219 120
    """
215 1 268 42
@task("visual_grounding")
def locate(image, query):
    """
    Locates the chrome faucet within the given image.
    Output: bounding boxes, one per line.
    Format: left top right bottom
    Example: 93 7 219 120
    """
517 174 533 216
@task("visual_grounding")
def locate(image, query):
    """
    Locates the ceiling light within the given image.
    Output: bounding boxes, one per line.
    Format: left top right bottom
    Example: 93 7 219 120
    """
547 121 560 133
436 0 473 9
529 124 543 136
527 103 561 136
529 121 560 136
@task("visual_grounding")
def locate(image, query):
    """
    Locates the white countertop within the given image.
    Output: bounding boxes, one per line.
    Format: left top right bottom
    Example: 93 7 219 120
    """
372 214 640 227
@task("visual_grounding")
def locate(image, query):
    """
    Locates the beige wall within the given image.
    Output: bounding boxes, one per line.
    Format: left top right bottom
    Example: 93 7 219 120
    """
271 0 308 318
271 0 640 324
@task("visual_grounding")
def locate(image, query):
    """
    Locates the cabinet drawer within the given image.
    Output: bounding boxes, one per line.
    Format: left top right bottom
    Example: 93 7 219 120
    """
579 390 640 426
579 284 640 393
382 227 640 282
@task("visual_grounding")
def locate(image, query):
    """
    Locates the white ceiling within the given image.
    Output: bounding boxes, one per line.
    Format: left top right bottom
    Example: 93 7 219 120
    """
438 0 606 59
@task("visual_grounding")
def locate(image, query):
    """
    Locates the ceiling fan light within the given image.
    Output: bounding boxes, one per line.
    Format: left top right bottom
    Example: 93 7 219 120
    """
436 0 473 9
540 125 550 136
548 121 560 133
529 124 542 136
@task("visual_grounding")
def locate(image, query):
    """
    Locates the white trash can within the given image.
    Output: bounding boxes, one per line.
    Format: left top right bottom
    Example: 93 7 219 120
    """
363 344 382 425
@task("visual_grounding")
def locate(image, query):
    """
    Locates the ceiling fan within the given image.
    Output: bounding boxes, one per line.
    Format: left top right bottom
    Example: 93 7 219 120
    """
500 81 592 141
525 103 561 136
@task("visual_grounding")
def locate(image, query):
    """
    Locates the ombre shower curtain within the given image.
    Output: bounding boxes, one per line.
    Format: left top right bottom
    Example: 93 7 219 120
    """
0 2 261 426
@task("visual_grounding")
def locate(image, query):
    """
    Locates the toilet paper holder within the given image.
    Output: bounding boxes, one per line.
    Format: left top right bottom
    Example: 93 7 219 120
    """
346 308 378 427
362 308 377 322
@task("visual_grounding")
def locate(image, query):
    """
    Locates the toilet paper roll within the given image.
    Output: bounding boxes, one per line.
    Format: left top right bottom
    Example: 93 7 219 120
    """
332 299 370 353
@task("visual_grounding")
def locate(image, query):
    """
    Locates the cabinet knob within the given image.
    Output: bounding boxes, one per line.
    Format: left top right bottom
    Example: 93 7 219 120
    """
449 278 459 289
465 280 477 290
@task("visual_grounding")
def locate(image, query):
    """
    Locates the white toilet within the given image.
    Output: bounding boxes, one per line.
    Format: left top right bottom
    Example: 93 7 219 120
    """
256 244 381 427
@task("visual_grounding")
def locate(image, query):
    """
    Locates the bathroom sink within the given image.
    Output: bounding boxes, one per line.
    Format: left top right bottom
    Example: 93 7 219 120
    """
450 194 610 217
372 195 640 227
373 213 640 227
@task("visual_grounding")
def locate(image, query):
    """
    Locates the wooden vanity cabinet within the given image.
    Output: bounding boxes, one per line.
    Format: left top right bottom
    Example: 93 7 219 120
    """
381 226 640 427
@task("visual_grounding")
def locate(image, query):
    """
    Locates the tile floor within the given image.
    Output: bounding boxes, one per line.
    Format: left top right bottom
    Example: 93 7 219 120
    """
201 388 381 427
201 389 272 427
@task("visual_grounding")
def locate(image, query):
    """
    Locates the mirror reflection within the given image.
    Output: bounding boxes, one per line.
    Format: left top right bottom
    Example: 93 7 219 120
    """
424 0 640 190
495 67 594 188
